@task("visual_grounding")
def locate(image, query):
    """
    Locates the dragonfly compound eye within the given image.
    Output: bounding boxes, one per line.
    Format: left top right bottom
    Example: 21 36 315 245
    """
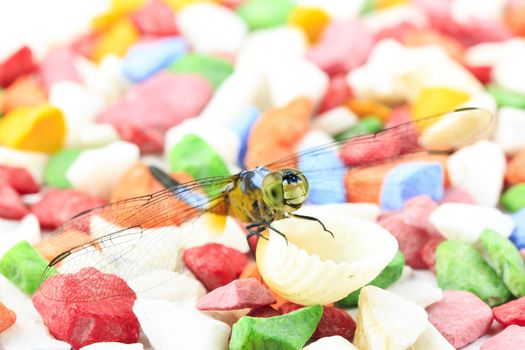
281 169 309 211
262 172 285 210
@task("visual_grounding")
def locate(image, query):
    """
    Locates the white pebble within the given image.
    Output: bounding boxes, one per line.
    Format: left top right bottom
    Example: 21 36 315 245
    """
66 141 140 199
80 343 144 350
430 203 515 244
303 336 358 350
388 280 443 308
295 129 334 152
447 140 506 206
0 147 48 184
312 107 358 136
492 39 525 95
451 0 506 23
364 4 428 34
495 107 525 154
353 286 428 350
177 3 247 54
409 322 455 350
133 299 230 350
0 215 41 257
71 123 120 149
265 58 329 108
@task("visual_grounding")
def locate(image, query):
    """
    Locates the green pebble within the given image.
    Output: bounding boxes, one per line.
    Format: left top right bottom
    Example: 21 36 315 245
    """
168 134 230 184
44 148 82 188
501 184 525 212
436 240 512 307
168 53 233 89
487 84 525 109
336 251 405 307
360 0 376 15
236 0 294 30
230 305 323 350
481 229 525 298
334 116 383 141
0 241 56 295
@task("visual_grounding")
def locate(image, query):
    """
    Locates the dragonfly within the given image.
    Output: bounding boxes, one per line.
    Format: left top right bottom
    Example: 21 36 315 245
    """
38 107 493 302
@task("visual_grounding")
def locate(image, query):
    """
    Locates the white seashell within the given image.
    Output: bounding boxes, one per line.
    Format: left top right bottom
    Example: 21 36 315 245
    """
303 336 358 350
256 214 398 305
353 286 428 350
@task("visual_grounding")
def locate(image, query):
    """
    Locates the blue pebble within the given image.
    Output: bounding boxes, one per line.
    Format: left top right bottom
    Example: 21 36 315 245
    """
227 106 260 168
299 150 346 205
380 162 444 211
509 208 525 249
122 37 188 83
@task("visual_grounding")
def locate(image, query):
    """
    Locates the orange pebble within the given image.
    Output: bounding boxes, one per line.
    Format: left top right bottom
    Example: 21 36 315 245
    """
92 18 139 62
345 99 391 121
245 97 313 169
239 262 288 309
506 4 525 37
0 76 47 113
0 302 16 333
402 29 464 63
506 148 525 185
34 230 94 262
110 162 166 202
345 153 449 203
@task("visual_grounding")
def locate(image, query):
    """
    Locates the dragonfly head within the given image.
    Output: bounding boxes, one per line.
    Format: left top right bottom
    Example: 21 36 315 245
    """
262 169 309 212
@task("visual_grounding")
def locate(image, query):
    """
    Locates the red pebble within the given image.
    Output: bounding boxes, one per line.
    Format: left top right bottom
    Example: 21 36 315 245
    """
0 165 40 194
493 296 525 327
33 267 139 350
279 303 356 340
318 74 352 113
114 123 164 154
247 305 282 318
39 47 82 89
131 0 178 36
420 236 444 271
441 187 475 204
183 243 248 291
427 290 493 348
379 211 429 268
0 302 16 333
0 46 36 88
98 72 212 133
481 325 525 350
31 189 106 229
0 182 29 220
197 278 276 310
386 105 412 128
402 195 440 236
466 64 492 85
306 19 375 76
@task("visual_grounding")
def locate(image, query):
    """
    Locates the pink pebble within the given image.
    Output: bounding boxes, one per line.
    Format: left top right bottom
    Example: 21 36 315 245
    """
386 105 412 128
402 195 441 236
98 72 212 134
318 74 352 113
441 187 476 204
31 189 106 230
427 290 494 348
0 182 29 220
306 19 375 76
375 22 416 43
379 210 429 268
33 267 139 350
196 278 276 311
131 0 178 37
39 47 82 89
114 122 164 154
420 236 444 271
481 325 525 350
0 165 40 194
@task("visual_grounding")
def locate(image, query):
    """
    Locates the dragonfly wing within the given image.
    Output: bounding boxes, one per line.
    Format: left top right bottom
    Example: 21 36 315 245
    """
39 176 236 302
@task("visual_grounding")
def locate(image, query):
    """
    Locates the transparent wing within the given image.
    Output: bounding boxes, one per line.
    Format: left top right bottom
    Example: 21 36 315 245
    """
267 107 494 204
38 175 236 302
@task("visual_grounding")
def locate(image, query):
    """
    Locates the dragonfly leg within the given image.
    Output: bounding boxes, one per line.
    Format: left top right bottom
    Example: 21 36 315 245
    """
289 213 335 238
246 223 269 259
267 224 289 246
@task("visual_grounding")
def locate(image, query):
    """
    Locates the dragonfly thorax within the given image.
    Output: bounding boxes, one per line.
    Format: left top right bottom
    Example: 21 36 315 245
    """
261 168 309 213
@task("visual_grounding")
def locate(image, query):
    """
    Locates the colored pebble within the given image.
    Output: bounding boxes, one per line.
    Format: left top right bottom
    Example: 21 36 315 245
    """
481 325 525 350
236 0 294 30
412 86 470 120
288 6 331 44
435 240 512 306
229 304 323 350
426 290 494 348
39 47 82 89
131 0 178 36
0 182 28 220
168 134 230 179
493 296 525 327
0 240 54 295
0 46 36 88
334 115 383 141
380 162 444 211
122 37 188 83
247 305 282 318
93 18 139 62
44 149 82 188
31 189 106 229
109 162 166 201
481 228 525 297
487 84 525 109
0 164 39 194
33 267 140 349
345 99 391 121
227 106 260 167
506 148 525 185
318 75 353 113
169 53 233 89
196 278 276 311
337 251 405 307
0 75 47 113
510 209 525 250
0 105 66 153
0 302 16 334
183 243 248 291
80 343 144 350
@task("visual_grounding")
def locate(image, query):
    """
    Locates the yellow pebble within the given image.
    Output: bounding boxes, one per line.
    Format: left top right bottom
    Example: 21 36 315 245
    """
345 99 392 121
164 0 215 10
93 18 139 62
0 105 66 153
92 0 144 31
376 0 409 9
288 6 331 43
412 86 471 121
